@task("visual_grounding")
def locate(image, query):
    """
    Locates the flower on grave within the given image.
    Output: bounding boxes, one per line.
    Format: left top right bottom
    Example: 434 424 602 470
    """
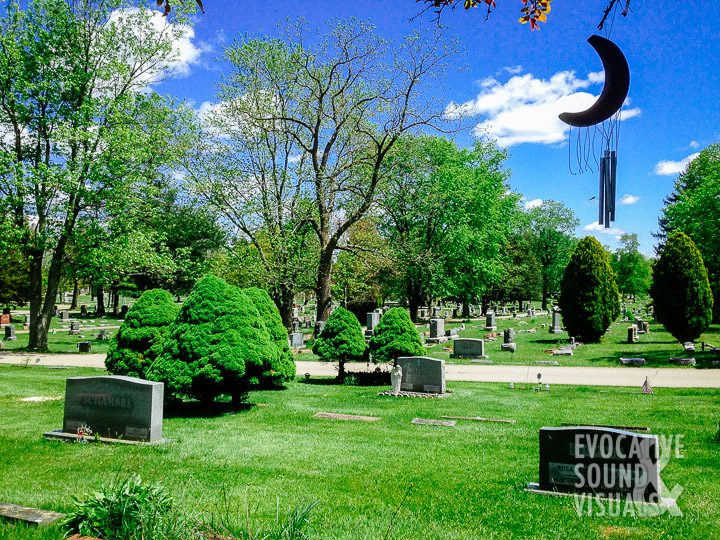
76 425 93 444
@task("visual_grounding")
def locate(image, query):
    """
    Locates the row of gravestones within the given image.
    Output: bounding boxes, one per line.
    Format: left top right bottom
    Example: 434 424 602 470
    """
50 368 663 504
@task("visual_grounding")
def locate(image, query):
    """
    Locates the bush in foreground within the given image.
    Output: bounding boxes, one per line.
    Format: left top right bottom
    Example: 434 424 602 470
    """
650 231 713 343
62 475 316 540
312 307 366 379
368 307 423 364
559 236 620 342
149 275 284 405
105 289 179 379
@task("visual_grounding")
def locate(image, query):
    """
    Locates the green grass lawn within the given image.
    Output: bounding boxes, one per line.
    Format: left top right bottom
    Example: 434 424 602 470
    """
0 365 718 539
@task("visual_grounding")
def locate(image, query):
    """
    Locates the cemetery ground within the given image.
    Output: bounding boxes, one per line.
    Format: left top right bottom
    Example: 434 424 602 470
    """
1 365 719 539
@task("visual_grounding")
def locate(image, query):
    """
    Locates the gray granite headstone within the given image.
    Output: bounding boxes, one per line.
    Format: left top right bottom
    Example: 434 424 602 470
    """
550 310 562 333
485 312 496 331
60 310 70 321
366 312 380 331
429 318 445 339
503 328 515 344
397 356 445 394
80 305 88 316
538 426 660 502
62 376 164 442
451 338 486 359
69 321 80 335
289 332 304 349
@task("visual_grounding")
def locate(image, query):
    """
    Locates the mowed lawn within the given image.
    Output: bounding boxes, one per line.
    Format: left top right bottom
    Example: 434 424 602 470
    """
1 366 719 539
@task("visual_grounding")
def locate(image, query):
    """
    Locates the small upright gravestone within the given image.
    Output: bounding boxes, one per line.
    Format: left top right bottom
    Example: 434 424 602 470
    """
289 332 304 349
60 310 70 321
4 325 16 341
80 305 88 317
58 376 164 442
366 312 380 337
549 310 562 334
23 314 30 327
451 338 487 359
627 325 639 344
97 329 110 341
503 328 515 344
484 312 496 331
428 318 446 343
69 321 80 335
537 426 660 502
397 356 445 394
77 341 92 353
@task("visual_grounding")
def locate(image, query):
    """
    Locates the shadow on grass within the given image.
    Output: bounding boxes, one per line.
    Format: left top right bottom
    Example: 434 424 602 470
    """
164 400 254 418
297 377 342 386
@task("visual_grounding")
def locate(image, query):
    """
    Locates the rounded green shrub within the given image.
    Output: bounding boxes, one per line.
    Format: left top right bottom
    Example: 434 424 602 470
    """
105 289 179 378
650 231 713 343
243 286 296 384
368 307 423 364
149 275 284 405
312 307 366 379
559 236 620 342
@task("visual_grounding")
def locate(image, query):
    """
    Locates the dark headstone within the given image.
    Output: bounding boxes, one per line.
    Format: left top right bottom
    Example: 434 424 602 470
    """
539 426 660 502
397 356 445 394
77 341 92 353
451 338 486 359
62 376 164 442
69 321 80 335
669 357 696 366
80 305 88 316
4 326 16 341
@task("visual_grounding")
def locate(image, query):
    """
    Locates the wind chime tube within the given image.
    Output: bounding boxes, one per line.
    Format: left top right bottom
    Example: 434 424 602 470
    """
604 151 612 227
610 150 617 222
598 155 606 226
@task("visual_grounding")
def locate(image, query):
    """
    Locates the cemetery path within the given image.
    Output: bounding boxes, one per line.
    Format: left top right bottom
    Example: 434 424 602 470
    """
0 355 719 388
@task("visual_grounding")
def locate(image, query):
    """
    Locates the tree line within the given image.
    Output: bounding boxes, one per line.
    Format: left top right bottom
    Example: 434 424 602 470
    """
0 1 664 352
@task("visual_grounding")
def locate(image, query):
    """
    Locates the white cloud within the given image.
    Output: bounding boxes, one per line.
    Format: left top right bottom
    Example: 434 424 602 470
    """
108 8 208 84
445 70 638 147
524 198 543 209
654 153 700 176
583 221 625 240
689 140 700 149
619 194 640 205
502 65 524 75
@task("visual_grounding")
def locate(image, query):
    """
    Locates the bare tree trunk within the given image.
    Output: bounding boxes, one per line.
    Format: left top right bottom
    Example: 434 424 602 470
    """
274 285 295 331
70 280 79 309
28 243 68 351
96 284 106 316
315 248 334 326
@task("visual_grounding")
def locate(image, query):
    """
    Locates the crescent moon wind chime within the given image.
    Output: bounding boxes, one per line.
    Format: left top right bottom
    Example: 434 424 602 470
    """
559 35 630 229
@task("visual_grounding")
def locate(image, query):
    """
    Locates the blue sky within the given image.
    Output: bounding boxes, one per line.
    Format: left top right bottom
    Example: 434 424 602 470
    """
155 0 719 256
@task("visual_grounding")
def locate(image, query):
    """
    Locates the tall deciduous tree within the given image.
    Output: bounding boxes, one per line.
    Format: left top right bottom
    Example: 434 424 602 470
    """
611 233 652 296
379 135 518 320
205 20 455 326
0 0 190 349
658 144 720 320
526 200 579 310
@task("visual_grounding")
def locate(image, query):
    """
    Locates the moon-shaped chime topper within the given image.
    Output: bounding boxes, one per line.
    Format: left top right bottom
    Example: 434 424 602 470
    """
559 35 630 229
